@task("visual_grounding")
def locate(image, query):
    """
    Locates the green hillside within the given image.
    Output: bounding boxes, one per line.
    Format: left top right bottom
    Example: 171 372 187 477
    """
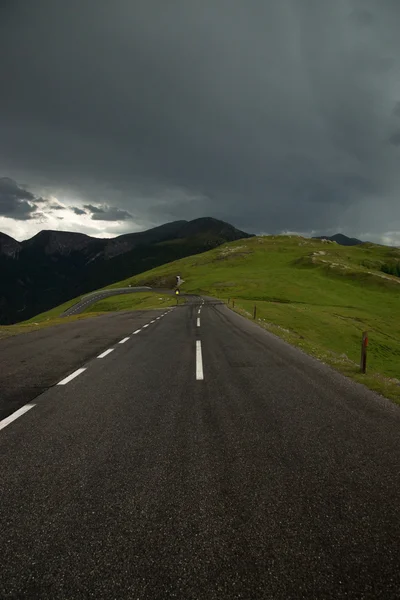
106 235 400 403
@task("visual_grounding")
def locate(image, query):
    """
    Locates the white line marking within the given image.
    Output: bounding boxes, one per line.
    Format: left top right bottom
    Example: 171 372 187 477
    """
150 320 156 323
0 404 36 431
156 317 161 320
143 324 149 328
196 340 204 380
133 329 141 334
119 337 130 344
57 368 87 385
97 348 114 358
197 317 200 327
198 309 201 314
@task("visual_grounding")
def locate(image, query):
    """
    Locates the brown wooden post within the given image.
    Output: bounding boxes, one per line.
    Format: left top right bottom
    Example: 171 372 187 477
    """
360 331 368 373
253 305 257 319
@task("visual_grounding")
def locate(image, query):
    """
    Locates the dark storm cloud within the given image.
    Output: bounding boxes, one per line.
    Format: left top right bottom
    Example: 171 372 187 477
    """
1 0 400 238
389 132 400 146
350 8 374 26
83 204 133 221
394 102 400 118
0 177 38 220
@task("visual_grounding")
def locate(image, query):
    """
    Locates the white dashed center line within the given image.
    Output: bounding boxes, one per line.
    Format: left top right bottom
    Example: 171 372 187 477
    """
197 318 200 327
0 404 36 432
97 348 114 358
133 329 141 334
57 368 87 385
196 341 204 380
142 324 149 328
119 337 130 344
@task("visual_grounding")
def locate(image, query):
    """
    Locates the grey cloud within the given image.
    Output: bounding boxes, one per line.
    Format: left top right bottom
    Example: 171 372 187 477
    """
91 208 133 221
1 1 400 239
0 176 38 220
83 204 105 214
72 207 87 215
49 203 65 210
83 204 133 221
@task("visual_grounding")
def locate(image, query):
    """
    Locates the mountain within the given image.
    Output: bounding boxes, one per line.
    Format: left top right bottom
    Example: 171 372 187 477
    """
0 232 21 257
313 233 364 246
0 218 252 324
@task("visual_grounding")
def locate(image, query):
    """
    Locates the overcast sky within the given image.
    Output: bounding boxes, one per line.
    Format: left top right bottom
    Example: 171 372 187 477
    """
1 0 400 243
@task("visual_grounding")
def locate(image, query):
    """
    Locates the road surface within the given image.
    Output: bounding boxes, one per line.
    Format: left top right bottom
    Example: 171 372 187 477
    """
0 308 167 421
1 297 400 599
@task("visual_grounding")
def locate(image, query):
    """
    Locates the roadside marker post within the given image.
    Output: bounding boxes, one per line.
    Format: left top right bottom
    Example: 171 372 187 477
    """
175 289 180 304
233 299 235 308
253 305 257 320
360 331 368 374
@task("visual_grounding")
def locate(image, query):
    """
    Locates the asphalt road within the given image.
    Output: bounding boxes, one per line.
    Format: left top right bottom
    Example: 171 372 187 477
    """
61 286 152 317
0 308 167 421
1 298 400 599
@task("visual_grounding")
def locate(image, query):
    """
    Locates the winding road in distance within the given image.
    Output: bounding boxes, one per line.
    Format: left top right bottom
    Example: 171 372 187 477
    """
61 286 152 317
1 297 400 599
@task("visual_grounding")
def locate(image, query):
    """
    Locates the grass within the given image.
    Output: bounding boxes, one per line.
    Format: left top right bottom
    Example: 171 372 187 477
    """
107 235 400 404
22 297 84 324
0 313 94 340
82 292 177 313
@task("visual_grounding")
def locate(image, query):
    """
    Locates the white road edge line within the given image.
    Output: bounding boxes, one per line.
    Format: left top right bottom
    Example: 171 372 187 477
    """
119 337 130 344
197 317 200 327
196 340 204 380
97 348 114 358
57 368 87 385
142 324 149 328
0 404 36 432
150 320 156 323
133 329 141 334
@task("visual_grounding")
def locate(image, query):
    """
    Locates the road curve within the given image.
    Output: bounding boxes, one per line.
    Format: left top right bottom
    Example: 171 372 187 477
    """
1 298 400 598
61 286 152 316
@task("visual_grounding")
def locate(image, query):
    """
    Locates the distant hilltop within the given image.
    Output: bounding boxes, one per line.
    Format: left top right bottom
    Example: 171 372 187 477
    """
312 233 364 246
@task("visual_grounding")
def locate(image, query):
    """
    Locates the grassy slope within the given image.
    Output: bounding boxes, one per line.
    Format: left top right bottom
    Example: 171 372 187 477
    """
82 292 176 313
0 293 175 340
107 235 400 403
